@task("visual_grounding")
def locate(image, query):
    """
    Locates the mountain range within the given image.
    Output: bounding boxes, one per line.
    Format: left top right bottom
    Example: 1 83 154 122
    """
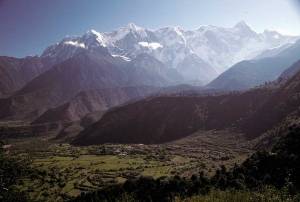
0 22 299 128
73 59 300 145
3 13 300 202
41 22 298 85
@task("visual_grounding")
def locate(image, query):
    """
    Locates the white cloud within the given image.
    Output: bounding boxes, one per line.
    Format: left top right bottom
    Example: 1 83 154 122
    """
64 41 86 48
138 42 163 50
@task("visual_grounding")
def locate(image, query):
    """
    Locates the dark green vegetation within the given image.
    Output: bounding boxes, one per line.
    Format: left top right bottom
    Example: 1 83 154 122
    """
2 59 300 202
73 126 300 201
3 62 300 201
1 130 251 202
2 125 300 201
180 188 300 202
0 141 30 202
1 23 300 202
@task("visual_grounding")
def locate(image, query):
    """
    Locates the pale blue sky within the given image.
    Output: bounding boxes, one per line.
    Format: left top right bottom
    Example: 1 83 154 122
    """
1 0 300 57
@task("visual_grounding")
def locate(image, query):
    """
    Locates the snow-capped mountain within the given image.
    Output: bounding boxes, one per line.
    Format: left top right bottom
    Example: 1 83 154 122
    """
41 22 299 85
42 30 110 65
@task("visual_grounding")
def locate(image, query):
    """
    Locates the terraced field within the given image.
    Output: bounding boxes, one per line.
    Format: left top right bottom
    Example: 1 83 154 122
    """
4 129 253 201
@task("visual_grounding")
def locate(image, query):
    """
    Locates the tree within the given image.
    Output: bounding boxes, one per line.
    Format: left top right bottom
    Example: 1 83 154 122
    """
0 141 29 202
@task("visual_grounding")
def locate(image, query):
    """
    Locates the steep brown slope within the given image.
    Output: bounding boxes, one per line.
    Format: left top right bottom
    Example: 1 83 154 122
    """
0 50 181 121
0 56 49 98
73 61 300 145
0 52 129 121
241 61 300 138
33 86 158 124
279 60 300 79
73 88 271 145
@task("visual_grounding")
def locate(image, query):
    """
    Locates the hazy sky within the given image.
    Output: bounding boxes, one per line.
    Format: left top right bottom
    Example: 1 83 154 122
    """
1 0 300 57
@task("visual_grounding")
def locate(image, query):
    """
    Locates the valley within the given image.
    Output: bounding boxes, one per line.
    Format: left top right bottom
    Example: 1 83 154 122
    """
3 129 252 201
1 10 300 201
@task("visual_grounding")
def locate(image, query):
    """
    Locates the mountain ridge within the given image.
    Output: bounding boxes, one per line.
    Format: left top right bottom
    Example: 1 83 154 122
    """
73 59 300 145
41 22 298 85
207 40 300 90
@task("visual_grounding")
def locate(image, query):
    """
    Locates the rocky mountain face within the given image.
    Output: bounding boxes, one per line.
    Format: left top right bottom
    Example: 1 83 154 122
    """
72 89 271 145
125 53 183 86
0 51 169 121
0 22 298 125
176 54 218 85
279 60 300 80
0 56 50 98
240 60 300 137
207 40 300 91
41 22 298 85
73 60 300 145
33 86 158 124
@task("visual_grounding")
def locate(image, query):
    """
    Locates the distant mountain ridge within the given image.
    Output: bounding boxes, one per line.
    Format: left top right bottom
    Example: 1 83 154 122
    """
0 22 298 124
0 51 169 121
41 22 298 85
33 86 158 124
0 56 51 98
73 60 300 145
207 40 300 91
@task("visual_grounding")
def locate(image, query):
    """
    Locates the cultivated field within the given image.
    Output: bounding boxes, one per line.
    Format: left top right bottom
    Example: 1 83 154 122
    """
3 129 253 201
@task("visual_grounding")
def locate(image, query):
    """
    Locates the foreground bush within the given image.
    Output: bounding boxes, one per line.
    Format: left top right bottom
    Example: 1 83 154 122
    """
73 126 300 202
0 141 30 202
178 187 300 202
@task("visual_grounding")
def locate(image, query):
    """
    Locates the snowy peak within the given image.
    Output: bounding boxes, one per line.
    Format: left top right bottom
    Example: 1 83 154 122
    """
232 21 257 38
155 26 186 46
158 26 184 34
83 29 108 47
126 22 144 32
41 29 109 60
41 22 299 85
234 21 251 30
262 30 284 40
156 26 185 37
86 29 102 37
107 23 149 43
119 22 146 36
259 30 298 50
41 37 85 59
